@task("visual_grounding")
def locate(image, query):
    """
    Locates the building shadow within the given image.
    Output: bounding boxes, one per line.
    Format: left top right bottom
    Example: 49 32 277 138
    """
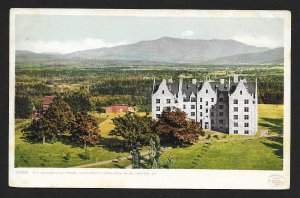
260 117 283 134
261 136 283 159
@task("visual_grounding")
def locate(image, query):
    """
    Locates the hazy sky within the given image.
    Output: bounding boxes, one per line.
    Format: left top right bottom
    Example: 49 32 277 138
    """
15 14 284 54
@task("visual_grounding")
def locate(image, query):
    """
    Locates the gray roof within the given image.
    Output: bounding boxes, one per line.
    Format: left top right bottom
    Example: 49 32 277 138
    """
153 79 256 98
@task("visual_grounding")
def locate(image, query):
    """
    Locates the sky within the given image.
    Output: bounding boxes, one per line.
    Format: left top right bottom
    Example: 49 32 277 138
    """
15 14 284 54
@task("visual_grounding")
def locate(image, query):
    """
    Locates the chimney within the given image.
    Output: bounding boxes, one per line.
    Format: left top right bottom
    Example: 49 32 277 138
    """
179 78 183 93
220 79 225 84
192 79 197 84
233 74 239 83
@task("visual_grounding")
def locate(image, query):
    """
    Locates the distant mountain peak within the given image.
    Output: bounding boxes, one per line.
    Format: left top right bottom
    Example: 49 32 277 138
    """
16 37 282 65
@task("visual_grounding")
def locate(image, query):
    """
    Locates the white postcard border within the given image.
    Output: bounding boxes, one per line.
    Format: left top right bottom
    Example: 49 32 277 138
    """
9 9 291 189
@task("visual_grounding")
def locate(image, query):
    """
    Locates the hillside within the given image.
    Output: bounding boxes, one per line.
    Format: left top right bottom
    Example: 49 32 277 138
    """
16 37 283 65
204 47 284 65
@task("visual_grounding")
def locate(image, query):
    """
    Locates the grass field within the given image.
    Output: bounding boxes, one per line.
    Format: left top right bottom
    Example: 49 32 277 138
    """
160 136 283 170
258 104 283 135
15 104 283 169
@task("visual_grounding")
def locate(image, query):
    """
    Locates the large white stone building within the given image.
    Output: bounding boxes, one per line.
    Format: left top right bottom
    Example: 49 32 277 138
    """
151 74 258 135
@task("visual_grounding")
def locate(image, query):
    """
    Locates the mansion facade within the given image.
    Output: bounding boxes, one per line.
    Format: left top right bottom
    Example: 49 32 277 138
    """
151 74 258 135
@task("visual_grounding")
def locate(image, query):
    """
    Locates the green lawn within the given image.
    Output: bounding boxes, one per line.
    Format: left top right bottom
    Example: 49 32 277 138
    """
160 136 283 170
15 104 283 169
15 118 130 168
258 104 283 135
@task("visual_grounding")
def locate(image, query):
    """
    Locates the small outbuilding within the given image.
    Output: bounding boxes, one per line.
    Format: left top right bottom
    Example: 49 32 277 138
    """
105 104 129 113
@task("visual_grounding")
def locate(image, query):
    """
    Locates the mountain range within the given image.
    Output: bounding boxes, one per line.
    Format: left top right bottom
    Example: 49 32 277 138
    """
16 37 283 65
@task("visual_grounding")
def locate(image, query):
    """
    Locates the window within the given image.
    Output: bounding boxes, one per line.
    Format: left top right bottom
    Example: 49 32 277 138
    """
156 114 161 118
200 98 202 102
200 105 202 109
156 99 160 104
234 130 238 134
211 112 214 116
206 109 208 113
219 112 223 116
244 107 249 112
234 107 238 112
166 99 171 104
244 100 249 104
183 104 186 109
206 101 208 106
234 115 238 120
191 97 196 102
163 106 170 111
211 105 214 109
234 122 238 127
211 98 214 102
200 112 203 116
234 99 238 104
162 90 164 94
156 106 160 111
191 112 195 116
244 115 249 120
191 105 195 109
245 123 249 127
240 91 242 95
206 89 208 93
219 98 224 102
219 105 224 109
244 130 249 134
219 120 224 124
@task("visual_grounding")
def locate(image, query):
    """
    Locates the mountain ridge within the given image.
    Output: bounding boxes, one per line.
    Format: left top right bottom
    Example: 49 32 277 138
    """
16 37 282 65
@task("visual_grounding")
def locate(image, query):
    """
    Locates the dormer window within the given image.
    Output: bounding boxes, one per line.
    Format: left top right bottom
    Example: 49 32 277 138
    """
206 89 208 93
240 91 242 95
162 90 164 94
191 97 196 102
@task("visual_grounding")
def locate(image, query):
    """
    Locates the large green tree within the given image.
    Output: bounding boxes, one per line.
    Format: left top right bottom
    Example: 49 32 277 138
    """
156 107 204 145
109 112 159 150
22 97 74 143
64 91 92 113
15 95 32 119
70 111 100 147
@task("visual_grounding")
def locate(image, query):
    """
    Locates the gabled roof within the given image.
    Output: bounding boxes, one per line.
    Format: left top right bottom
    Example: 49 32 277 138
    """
153 79 256 98
42 96 55 106
229 82 256 95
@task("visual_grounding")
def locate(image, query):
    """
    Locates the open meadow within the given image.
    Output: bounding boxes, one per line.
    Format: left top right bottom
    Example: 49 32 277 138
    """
15 104 283 169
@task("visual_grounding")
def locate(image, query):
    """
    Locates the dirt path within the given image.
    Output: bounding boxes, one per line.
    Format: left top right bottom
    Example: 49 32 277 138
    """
73 134 278 168
73 150 150 168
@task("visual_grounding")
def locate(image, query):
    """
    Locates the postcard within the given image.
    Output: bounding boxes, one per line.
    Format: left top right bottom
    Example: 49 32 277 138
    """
9 8 291 189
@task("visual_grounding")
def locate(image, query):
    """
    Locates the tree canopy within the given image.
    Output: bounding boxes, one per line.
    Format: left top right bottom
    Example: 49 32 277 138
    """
70 111 100 146
156 107 203 145
109 112 159 150
23 97 74 143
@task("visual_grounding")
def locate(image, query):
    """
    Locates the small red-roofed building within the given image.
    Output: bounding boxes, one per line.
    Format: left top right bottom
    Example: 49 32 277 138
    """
42 96 55 110
105 104 129 113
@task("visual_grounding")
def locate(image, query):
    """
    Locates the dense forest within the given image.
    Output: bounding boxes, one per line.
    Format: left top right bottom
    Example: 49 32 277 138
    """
15 64 284 118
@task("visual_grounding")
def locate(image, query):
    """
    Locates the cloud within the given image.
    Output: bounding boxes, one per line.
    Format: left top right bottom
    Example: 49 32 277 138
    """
231 35 282 48
16 38 129 54
181 30 194 37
